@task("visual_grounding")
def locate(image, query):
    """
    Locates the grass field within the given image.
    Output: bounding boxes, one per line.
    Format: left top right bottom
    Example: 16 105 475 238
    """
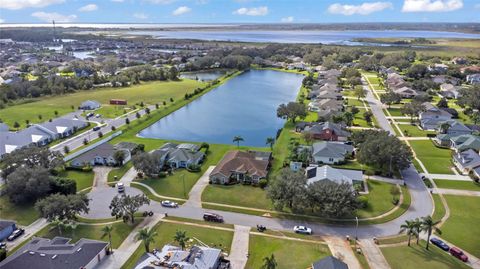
398 124 436 137
386 107 404 117
245 235 330 269
381 240 471 269
433 179 480 191
441 195 480 257
122 221 234 269
107 162 133 182
409 140 453 174
0 79 205 129
0 196 40 226
58 170 94 191
356 180 397 219
202 184 274 210
432 194 446 222
36 219 142 248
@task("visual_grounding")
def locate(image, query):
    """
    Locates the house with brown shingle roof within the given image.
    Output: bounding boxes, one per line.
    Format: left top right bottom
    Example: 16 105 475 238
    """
209 150 271 184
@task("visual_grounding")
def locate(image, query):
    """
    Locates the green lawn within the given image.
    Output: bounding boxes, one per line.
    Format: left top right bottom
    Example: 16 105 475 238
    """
0 196 40 226
347 98 365 107
107 162 133 182
122 221 234 269
36 219 142 248
409 140 453 174
0 79 205 129
356 180 397 219
382 241 471 269
441 195 480 257
58 170 94 191
386 107 404 117
432 194 446 222
202 184 274 210
245 235 330 269
398 124 436 137
433 179 480 191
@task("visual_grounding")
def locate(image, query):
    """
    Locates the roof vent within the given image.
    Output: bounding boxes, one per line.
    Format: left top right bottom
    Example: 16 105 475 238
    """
52 255 57 260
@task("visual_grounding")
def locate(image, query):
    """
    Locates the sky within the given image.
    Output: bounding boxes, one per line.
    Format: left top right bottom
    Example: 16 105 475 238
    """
0 0 479 24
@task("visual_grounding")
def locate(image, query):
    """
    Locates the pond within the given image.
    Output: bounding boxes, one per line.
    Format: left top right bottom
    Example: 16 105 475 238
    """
138 70 304 147
180 70 228 82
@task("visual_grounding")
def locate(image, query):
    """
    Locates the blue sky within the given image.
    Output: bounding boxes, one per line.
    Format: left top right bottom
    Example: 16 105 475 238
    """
0 0 479 24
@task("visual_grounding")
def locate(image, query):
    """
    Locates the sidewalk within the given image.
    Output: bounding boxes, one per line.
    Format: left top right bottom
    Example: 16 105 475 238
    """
433 188 480 197
184 166 215 208
428 174 472 181
360 239 391 269
324 236 362 269
229 225 250 269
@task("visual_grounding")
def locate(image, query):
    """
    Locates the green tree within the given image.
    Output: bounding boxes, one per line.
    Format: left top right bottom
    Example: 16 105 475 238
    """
421 215 442 250
437 98 449 108
265 137 275 150
380 92 402 108
109 194 150 224
363 111 373 125
135 227 157 253
233 136 244 148
63 145 70 154
101 225 114 252
267 168 307 211
439 122 451 134
113 150 126 166
173 230 189 250
276 102 307 124
13 121 20 130
342 111 354 126
399 219 418 246
261 254 278 269
35 193 89 222
354 86 366 100
350 106 360 115
5 167 51 204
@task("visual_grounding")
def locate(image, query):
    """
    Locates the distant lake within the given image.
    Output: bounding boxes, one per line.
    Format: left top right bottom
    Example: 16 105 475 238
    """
180 70 228 82
138 70 304 147
129 30 480 45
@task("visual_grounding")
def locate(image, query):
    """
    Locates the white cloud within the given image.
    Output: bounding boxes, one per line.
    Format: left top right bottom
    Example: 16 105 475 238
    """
0 18 4 23
402 0 463 12
79 4 98 12
133 12 149 19
233 6 268 16
172 6 191 15
31 11 77 22
111 0 124 2
281 16 294 23
145 0 176 4
1 0 64 10
328 2 393 15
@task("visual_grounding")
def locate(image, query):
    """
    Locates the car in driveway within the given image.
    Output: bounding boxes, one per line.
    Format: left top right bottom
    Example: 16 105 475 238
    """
450 247 468 262
293 226 312 235
430 237 449 251
161 200 178 208
7 228 25 241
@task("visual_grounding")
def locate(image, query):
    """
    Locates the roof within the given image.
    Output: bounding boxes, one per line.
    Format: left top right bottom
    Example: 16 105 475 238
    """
306 122 351 138
306 165 363 185
312 256 349 269
312 142 354 159
0 220 15 230
452 135 480 152
71 143 117 165
0 237 108 269
80 100 101 108
39 118 88 135
453 149 480 170
438 120 471 133
211 150 270 178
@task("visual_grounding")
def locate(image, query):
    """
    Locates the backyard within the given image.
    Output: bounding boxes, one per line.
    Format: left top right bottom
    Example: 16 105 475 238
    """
59 170 95 191
409 140 453 174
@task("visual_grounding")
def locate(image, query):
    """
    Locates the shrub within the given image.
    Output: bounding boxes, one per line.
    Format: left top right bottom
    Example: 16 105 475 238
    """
392 197 399 205
187 164 201 172
50 177 77 195
82 165 93 172
357 196 368 208
390 185 400 196
258 179 268 189
158 172 167 178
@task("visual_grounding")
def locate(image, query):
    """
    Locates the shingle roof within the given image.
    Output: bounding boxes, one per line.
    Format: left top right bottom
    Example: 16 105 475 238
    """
0 220 15 230
307 122 351 138
312 256 349 269
211 150 270 178
312 142 354 159
306 165 363 185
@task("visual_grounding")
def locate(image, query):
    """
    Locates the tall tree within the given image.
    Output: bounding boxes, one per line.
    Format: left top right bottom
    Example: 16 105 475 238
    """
342 111 354 126
261 254 278 269
109 194 150 224
265 137 275 150
277 102 307 124
1 146 64 178
400 219 418 246
380 92 402 108
113 150 126 166
135 227 157 253
233 136 244 148
5 167 51 204
267 169 307 211
101 225 114 252
35 193 89 222
421 216 442 250
173 230 189 250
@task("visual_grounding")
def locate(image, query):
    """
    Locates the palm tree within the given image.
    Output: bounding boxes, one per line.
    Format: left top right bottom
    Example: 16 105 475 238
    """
101 225 114 252
135 227 157 253
421 216 442 250
173 230 189 250
413 218 422 245
399 219 418 246
233 136 244 148
50 217 68 235
261 254 277 269
265 137 275 150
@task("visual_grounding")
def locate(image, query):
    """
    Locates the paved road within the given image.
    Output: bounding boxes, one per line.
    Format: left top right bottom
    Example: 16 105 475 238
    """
229 225 250 269
362 79 395 135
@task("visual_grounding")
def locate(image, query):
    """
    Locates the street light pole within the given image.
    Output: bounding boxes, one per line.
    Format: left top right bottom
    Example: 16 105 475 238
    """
355 216 359 249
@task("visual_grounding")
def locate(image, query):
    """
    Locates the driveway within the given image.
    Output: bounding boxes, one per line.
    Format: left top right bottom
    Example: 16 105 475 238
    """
183 166 215 208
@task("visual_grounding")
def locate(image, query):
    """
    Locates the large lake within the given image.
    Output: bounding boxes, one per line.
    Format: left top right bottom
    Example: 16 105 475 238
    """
138 70 304 147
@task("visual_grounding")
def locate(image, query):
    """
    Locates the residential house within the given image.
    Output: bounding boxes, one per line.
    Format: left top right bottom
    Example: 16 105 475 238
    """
209 150 270 184
39 118 89 139
434 120 473 147
316 90 342 100
0 237 108 269
379 66 397 76
312 256 348 269
306 165 363 186
432 75 460 85
308 99 343 112
451 57 468 65
311 141 354 164
304 122 351 141
79 100 101 110
318 69 341 80
70 142 132 168
0 220 16 241
419 103 453 130
317 109 343 121
386 73 407 90
466 73 480 85
428 63 449 74
452 149 480 175
153 143 205 169
439 83 460 99
451 134 480 152
392 86 418 98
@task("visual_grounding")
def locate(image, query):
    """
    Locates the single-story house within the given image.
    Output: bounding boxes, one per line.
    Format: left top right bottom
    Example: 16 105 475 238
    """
466 73 480 85
432 75 460 85
435 120 472 137
38 118 89 139
308 99 343 112
420 103 453 130
0 236 108 269
153 143 205 169
306 165 363 186
451 57 468 65
392 86 418 98
318 69 341 80
304 122 351 141
209 150 270 184
311 142 354 164
70 142 132 168
439 83 460 99
451 134 480 152
452 149 480 175
0 220 16 241
428 63 449 73
312 256 348 269
79 100 101 110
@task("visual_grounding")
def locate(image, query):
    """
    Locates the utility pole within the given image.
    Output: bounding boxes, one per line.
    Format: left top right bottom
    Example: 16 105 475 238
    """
355 216 359 249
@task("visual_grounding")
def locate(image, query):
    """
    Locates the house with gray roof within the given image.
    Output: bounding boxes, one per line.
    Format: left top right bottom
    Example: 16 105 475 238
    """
70 142 132 168
306 165 363 186
39 118 88 139
79 100 101 110
420 103 453 130
439 83 460 99
434 120 472 147
451 134 480 152
0 220 16 241
392 86 418 98
0 236 108 269
153 143 205 169
452 149 480 175
312 256 348 269
311 142 354 165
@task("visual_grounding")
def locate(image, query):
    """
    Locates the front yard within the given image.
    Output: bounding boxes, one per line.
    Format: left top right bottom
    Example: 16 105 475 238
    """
202 184 274 210
396 123 436 137
409 140 453 174
59 170 95 191
356 180 399 219
0 195 40 226
433 179 480 191
107 162 133 182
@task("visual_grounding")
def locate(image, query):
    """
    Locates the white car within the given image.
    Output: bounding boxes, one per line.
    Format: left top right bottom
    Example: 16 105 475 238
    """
116 182 125 193
293 225 312 235
161 200 178 208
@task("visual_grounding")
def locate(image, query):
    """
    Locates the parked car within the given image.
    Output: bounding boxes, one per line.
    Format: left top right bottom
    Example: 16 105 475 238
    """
161 200 178 208
7 228 25 241
203 212 224 223
116 182 125 193
293 226 312 235
450 247 468 262
93 126 101 131
0 242 6 249
430 238 449 251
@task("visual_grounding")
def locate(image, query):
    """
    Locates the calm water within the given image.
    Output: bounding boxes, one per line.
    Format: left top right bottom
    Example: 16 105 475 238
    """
138 70 304 147
130 30 480 45
180 70 227 82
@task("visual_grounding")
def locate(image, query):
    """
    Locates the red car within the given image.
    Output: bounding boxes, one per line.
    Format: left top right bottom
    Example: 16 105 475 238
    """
449 247 468 262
